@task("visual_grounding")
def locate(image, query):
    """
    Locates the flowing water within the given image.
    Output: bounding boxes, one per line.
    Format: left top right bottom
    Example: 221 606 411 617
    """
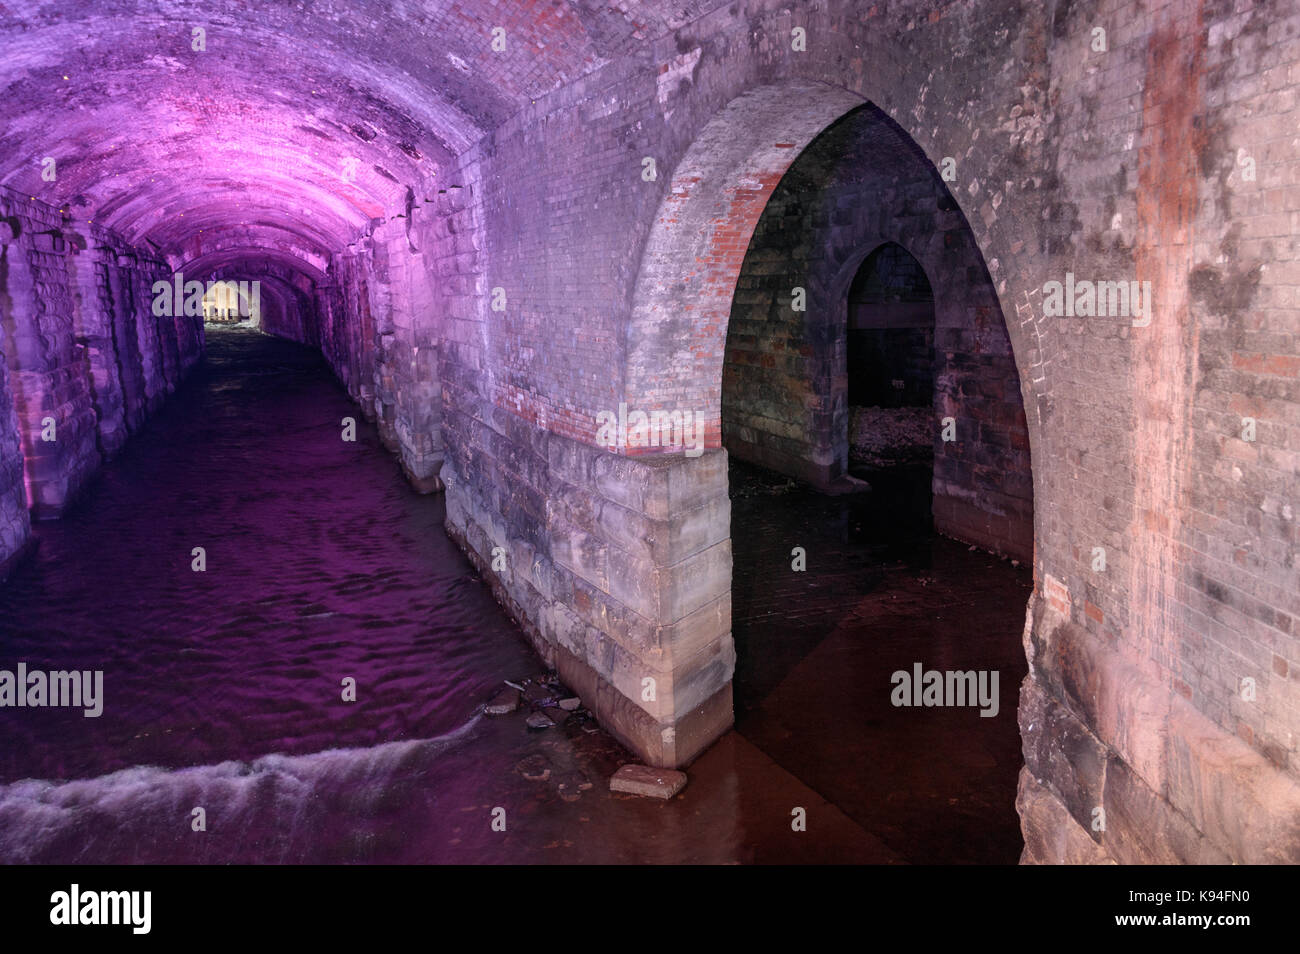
0 330 568 861
1 330 540 784
0 329 1028 864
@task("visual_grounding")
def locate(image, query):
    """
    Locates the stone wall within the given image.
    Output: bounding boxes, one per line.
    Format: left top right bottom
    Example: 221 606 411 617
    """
419 144 740 766
315 209 443 493
1 195 101 519
442 407 734 767
0 326 29 581
1011 0 1300 864
410 0 1300 864
317 252 373 410
410 151 729 763
0 186 200 563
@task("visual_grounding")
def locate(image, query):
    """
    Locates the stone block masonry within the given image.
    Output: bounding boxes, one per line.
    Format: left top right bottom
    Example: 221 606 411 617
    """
0 186 201 564
0 339 29 581
442 396 735 767
413 0 1300 855
314 208 445 493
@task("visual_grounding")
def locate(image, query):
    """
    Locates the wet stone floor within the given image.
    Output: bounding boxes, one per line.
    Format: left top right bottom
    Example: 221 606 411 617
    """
0 329 1030 864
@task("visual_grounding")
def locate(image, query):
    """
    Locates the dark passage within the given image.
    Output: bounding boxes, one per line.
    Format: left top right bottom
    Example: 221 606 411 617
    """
729 459 1032 864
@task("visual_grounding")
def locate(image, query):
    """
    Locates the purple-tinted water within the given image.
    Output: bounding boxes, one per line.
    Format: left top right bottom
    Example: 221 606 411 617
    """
0 329 1025 865
1 331 887 867
0 330 590 861
1 330 538 784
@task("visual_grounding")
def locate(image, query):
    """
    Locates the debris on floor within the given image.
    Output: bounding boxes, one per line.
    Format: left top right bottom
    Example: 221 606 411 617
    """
609 763 688 799
516 755 551 781
484 687 520 716
526 710 556 730
486 673 596 734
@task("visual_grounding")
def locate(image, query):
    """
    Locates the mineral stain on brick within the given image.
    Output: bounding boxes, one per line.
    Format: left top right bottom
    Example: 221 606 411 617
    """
1129 7 1206 686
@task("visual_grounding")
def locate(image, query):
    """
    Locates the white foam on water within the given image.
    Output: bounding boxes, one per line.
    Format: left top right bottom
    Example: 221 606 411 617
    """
0 714 482 863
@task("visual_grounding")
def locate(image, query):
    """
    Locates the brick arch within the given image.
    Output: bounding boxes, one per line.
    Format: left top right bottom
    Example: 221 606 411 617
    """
828 239 934 311
621 80 866 447
824 228 1003 469
721 212 944 487
825 238 936 473
614 80 1044 769
679 91 1037 546
623 81 1048 481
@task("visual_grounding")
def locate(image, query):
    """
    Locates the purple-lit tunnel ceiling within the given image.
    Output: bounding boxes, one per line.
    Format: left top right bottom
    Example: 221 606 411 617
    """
0 0 721 280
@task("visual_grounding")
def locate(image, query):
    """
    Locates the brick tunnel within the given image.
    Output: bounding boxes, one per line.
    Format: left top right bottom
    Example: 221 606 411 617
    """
0 0 1297 867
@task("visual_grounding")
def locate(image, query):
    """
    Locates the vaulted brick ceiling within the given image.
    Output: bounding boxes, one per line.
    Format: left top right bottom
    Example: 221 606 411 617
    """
0 0 720 273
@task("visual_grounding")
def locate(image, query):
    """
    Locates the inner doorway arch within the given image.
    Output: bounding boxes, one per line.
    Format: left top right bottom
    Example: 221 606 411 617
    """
619 83 1041 800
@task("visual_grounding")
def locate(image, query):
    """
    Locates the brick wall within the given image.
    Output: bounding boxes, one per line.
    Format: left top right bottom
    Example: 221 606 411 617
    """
0 325 28 581
0 187 200 548
414 0 1299 858
312 200 445 492
1013 0 1300 863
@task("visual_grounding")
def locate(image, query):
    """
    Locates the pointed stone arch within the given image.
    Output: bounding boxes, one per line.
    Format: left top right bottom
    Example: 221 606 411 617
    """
617 80 1044 766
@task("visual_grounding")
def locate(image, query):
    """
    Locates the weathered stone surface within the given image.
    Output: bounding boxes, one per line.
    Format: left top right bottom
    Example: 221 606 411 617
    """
0 188 200 529
1017 768 1114 866
525 711 556 730
1100 754 1230 865
484 687 520 716
443 429 737 766
1024 613 1300 863
1019 674 1108 836
610 764 688 799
